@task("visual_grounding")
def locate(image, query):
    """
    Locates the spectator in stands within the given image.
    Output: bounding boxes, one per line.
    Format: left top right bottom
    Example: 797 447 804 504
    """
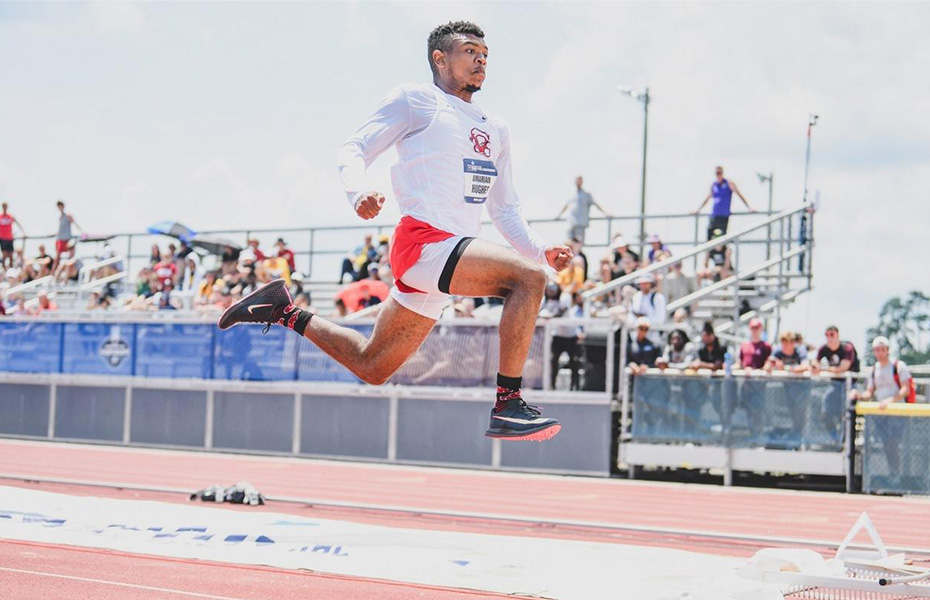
53 252 81 284
540 282 565 318
548 291 583 390
340 234 378 283
0 202 26 269
8 296 26 315
849 336 914 473
33 244 52 277
629 274 667 328
644 234 671 265
220 244 240 276
812 325 860 442
195 271 219 307
31 291 58 315
184 256 202 293
556 254 586 295
626 317 662 375
53 200 82 271
765 330 809 373
609 233 640 268
568 237 588 281
849 337 912 408
274 238 296 274
149 244 161 266
739 318 772 370
812 325 860 375
660 261 697 308
154 252 179 284
293 292 312 311
156 278 181 310
670 307 694 338
656 329 696 370
691 321 727 370
240 238 266 267
261 254 291 285
333 297 348 318
692 165 756 240
697 229 732 284
556 175 611 245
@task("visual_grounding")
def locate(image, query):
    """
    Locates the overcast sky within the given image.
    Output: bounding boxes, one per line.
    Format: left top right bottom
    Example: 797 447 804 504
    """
1 1 928 349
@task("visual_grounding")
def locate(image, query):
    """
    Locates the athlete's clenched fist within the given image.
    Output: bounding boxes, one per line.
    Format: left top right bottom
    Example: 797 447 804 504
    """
544 245 574 271
354 192 386 220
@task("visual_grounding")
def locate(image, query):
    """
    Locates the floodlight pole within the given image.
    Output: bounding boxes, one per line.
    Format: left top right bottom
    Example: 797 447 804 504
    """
758 172 774 260
618 86 650 258
799 114 818 271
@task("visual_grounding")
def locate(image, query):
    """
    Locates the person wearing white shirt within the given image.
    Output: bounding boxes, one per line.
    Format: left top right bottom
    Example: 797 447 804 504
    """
628 274 667 331
219 21 572 442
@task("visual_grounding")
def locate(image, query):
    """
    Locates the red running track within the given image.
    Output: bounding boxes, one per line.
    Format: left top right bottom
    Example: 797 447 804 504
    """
1 439 929 599
2 440 929 548
0 539 530 600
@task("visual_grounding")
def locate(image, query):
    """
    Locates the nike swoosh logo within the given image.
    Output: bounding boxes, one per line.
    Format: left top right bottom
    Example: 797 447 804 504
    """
247 304 273 314
492 415 551 425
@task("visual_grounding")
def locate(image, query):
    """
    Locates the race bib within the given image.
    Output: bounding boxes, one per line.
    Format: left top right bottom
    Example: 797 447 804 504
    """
463 158 498 204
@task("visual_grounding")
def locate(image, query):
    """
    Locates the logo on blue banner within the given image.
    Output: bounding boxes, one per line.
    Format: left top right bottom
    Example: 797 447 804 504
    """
100 336 130 368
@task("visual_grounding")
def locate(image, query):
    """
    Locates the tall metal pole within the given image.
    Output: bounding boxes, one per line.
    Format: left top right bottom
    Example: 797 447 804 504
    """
639 88 650 259
802 115 818 205
758 172 774 260
799 115 817 270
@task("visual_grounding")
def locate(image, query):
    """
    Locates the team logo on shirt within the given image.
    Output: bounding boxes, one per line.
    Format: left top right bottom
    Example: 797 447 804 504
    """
470 128 491 157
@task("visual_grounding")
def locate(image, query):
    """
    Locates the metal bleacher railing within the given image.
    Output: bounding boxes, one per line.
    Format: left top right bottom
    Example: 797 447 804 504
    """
3 208 781 312
582 205 814 335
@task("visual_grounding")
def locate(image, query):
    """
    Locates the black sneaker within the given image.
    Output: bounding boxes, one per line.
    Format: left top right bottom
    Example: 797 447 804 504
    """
485 397 561 442
217 279 295 333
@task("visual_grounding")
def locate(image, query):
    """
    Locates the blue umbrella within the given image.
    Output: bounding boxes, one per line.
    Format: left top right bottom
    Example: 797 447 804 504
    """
147 221 196 242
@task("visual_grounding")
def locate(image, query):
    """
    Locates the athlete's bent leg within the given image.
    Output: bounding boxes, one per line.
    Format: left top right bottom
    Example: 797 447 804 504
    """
302 298 436 385
447 239 547 378
218 280 435 385
447 239 560 442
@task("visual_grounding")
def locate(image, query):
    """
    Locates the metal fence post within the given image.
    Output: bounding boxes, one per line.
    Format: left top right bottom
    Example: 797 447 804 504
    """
693 214 700 275
844 374 857 493
542 320 553 391
307 229 315 280
731 238 741 327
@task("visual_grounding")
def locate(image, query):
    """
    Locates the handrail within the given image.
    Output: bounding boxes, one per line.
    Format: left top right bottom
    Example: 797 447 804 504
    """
666 245 807 312
2 275 54 300
79 255 124 283
79 271 127 291
581 205 808 303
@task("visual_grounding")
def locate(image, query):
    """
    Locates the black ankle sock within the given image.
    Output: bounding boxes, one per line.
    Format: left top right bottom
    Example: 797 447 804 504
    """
495 374 523 412
283 306 314 336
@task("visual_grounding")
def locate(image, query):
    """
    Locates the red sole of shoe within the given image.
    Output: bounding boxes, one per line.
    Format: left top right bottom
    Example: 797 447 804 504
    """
486 424 561 442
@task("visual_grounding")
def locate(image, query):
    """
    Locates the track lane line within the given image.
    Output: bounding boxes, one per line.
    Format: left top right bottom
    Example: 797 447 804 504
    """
0 566 249 600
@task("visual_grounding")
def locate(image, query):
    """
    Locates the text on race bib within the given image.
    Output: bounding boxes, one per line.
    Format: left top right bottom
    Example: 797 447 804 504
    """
463 159 498 204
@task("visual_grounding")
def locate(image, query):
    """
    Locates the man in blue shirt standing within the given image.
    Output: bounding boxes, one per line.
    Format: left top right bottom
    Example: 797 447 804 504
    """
693 166 755 240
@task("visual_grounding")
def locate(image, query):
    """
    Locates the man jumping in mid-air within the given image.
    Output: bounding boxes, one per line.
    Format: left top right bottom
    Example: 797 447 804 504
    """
219 21 573 442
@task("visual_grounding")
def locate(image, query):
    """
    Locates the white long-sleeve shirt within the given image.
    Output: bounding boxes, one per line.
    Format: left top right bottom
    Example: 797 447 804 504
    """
337 83 548 264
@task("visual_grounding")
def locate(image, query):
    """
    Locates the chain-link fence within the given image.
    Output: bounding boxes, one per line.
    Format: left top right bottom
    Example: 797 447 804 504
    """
860 406 930 495
631 373 846 451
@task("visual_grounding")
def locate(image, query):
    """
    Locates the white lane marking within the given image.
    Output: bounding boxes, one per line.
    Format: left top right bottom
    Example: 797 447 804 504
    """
0 566 249 600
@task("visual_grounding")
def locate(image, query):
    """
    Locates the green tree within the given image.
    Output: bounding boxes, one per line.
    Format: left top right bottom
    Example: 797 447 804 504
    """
866 291 930 365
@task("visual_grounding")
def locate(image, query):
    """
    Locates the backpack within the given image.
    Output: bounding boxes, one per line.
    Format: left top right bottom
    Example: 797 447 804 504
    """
871 360 917 404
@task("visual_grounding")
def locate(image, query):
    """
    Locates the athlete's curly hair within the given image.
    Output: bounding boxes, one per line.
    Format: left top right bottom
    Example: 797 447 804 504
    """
427 21 485 76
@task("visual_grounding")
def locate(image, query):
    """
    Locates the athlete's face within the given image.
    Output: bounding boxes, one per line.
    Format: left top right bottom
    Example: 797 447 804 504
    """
435 34 488 93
